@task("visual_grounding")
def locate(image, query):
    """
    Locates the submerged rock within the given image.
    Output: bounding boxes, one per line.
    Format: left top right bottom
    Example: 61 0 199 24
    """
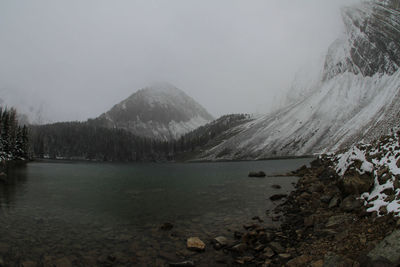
269 194 287 201
212 236 228 250
271 184 282 189
186 237 205 252
160 222 174 231
248 171 266 178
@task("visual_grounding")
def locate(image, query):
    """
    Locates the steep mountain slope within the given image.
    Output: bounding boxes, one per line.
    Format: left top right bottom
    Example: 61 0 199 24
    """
93 83 214 141
199 0 400 160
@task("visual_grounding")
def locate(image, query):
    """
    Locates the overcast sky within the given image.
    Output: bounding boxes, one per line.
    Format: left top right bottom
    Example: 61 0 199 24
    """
0 0 360 123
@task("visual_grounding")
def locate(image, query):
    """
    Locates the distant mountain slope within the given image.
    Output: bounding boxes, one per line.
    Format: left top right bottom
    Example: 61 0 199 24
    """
198 0 400 161
173 114 253 160
93 83 214 141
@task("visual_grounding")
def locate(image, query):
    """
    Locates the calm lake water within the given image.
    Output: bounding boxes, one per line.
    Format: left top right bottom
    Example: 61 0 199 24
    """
0 159 311 266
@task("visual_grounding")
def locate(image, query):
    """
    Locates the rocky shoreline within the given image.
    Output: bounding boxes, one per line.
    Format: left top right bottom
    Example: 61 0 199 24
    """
204 157 400 266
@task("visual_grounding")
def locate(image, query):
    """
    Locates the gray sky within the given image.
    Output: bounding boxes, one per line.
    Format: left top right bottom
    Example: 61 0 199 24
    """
0 0 360 123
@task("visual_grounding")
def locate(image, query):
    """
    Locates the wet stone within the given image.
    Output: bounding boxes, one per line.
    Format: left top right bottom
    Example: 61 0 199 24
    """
160 222 174 231
186 237 205 252
213 236 228 249
269 242 285 254
269 194 287 201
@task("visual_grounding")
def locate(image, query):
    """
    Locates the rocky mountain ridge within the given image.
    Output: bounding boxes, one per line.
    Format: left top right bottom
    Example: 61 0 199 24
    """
94 83 214 141
196 0 400 160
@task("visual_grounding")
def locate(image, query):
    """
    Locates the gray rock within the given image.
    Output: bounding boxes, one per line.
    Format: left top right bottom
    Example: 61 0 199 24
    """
340 195 363 212
323 252 357 267
269 242 285 254
340 173 374 196
328 196 340 208
213 236 229 250
368 230 400 264
325 215 351 228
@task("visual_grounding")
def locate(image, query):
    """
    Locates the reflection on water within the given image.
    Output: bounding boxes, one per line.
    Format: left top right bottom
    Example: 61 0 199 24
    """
0 165 28 212
0 159 311 266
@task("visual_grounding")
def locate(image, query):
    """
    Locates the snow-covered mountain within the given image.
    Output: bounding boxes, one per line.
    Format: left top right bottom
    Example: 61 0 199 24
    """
94 83 214 141
199 0 400 160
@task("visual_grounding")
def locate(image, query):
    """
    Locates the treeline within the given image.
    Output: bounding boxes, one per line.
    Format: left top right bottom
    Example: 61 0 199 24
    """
0 107 29 162
30 122 172 162
30 114 251 162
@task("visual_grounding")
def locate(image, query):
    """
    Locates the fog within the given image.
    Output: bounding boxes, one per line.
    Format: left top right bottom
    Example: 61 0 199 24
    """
0 0 360 123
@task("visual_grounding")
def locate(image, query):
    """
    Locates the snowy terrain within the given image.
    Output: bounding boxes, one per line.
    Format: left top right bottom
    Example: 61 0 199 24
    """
198 0 400 160
95 83 214 141
328 130 400 216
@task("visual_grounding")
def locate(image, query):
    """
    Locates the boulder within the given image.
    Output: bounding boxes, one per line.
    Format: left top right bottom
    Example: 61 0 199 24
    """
340 196 363 212
368 230 400 264
322 252 358 267
186 237 205 252
340 173 374 196
248 171 266 178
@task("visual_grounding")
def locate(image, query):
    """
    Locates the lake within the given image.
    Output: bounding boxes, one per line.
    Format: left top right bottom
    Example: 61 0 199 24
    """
0 159 311 266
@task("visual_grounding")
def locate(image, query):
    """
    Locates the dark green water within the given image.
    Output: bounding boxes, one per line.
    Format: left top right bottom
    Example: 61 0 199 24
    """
0 159 311 266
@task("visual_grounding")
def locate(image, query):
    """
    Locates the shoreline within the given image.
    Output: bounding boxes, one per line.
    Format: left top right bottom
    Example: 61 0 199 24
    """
31 155 315 165
214 159 400 266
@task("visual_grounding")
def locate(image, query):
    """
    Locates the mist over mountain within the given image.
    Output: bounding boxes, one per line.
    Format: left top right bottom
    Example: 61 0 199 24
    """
92 83 214 141
196 0 400 160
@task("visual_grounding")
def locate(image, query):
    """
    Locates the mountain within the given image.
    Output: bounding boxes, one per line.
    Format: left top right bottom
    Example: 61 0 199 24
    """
93 83 214 141
197 0 400 160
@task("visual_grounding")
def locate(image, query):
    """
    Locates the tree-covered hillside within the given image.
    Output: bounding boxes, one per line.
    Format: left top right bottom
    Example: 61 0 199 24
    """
30 114 251 162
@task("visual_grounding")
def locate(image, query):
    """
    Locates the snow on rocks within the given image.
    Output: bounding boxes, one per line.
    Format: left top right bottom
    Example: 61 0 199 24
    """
328 130 400 216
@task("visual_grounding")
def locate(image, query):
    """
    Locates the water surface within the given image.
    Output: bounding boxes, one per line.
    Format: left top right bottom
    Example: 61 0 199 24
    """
0 159 311 266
